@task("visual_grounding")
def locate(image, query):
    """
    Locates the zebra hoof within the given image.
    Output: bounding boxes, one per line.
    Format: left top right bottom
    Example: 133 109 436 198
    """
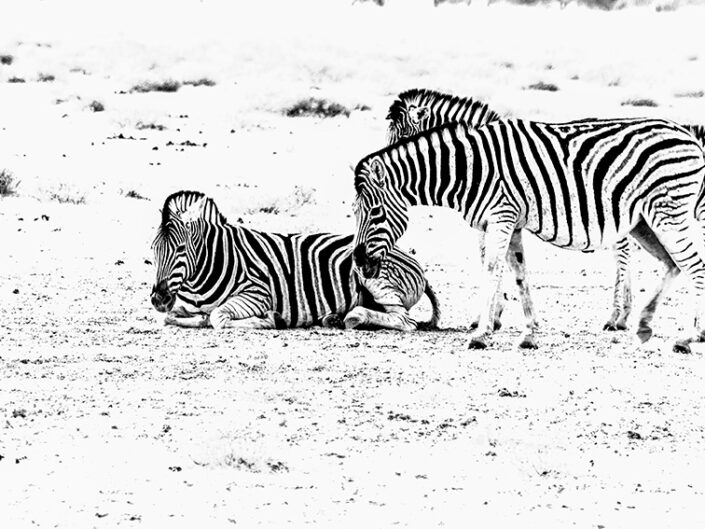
636 326 653 343
322 314 345 330
469 320 479 330
673 340 692 354
603 321 618 331
343 312 365 330
467 334 488 349
518 335 538 349
493 320 502 331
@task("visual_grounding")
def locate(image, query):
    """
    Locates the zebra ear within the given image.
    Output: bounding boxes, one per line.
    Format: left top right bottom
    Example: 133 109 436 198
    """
370 159 386 187
181 197 207 224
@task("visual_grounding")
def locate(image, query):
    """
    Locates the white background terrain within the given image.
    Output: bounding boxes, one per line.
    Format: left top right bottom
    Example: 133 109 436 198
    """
1 0 704 526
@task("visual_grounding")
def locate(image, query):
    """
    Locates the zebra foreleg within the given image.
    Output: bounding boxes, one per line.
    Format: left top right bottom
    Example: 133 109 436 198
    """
468 220 515 349
209 286 275 330
470 230 504 331
343 305 416 332
505 230 539 349
164 313 209 328
604 238 633 331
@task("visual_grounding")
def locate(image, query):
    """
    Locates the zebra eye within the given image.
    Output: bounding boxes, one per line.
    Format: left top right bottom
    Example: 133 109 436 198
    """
176 243 186 252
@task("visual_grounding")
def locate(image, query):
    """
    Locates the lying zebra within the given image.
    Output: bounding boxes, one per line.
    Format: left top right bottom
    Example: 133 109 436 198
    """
386 88 705 339
150 190 439 331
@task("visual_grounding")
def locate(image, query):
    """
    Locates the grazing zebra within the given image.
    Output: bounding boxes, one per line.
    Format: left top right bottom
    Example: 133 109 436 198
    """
150 191 440 331
352 117 705 353
385 88 705 336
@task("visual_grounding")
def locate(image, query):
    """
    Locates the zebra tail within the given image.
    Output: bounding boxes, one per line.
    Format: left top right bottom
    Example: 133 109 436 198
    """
416 282 441 331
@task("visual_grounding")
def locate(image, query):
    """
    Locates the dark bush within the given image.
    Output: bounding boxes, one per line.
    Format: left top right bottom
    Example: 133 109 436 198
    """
284 97 351 118
527 82 559 92
621 98 658 107
131 80 181 93
0 169 19 196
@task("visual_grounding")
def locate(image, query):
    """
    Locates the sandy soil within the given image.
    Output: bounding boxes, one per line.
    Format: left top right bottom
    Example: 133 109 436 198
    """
1 1 705 527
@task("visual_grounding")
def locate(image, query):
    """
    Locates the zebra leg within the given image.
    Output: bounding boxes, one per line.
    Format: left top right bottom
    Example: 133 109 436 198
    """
468 221 515 349
630 218 687 347
209 285 274 330
213 313 278 329
639 216 705 354
164 313 209 328
604 237 632 331
505 230 539 349
470 229 504 331
343 305 417 331
322 313 346 329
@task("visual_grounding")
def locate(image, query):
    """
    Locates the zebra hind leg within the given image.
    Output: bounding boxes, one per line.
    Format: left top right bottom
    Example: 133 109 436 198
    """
629 218 683 346
604 237 632 331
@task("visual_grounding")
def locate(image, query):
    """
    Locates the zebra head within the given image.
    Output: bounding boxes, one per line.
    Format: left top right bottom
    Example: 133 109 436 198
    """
387 96 430 144
353 157 409 279
150 191 213 312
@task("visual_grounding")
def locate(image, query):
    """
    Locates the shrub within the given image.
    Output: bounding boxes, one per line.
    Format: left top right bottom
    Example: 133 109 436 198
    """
284 97 351 118
674 90 704 98
7 77 25 83
621 98 658 107
0 169 19 196
136 121 166 131
37 73 55 82
47 184 86 204
123 189 148 200
131 79 181 93
183 78 216 87
88 100 105 112
0 54 13 65
526 82 559 92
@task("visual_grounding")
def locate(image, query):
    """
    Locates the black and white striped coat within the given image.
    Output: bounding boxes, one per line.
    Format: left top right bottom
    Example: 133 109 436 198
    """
150 191 439 331
353 117 705 352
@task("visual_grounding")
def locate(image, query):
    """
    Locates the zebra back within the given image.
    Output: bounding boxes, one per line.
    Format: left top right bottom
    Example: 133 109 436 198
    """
386 88 502 144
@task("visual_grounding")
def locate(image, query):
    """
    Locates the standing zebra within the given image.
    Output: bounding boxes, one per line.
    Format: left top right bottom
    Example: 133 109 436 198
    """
385 88 705 338
151 191 439 331
386 89 705 335
352 117 705 353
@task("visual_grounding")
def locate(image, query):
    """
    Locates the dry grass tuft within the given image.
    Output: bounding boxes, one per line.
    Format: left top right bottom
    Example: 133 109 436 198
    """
88 100 105 112
123 189 148 200
526 81 559 92
131 79 181 93
621 98 658 107
37 73 55 82
0 169 19 196
674 90 704 99
136 121 166 131
7 76 25 83
47 184 86 205
284 97 351 118
183 78 216 87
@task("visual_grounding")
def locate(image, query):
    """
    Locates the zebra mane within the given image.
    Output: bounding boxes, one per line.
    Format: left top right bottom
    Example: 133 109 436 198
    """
386 88 501 123
685 124 705 147
160 190 226 231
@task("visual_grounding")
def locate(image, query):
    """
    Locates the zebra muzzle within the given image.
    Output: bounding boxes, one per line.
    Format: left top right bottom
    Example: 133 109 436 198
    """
151 280 175 312
353 244 381 279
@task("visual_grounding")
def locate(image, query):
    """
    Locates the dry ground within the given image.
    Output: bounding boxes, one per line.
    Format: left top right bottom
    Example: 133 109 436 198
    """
1 1 705 527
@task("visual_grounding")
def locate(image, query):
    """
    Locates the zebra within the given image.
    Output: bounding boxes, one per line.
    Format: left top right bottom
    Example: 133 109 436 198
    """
352 117 705 353
385 89 705 335
150 190 440 332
